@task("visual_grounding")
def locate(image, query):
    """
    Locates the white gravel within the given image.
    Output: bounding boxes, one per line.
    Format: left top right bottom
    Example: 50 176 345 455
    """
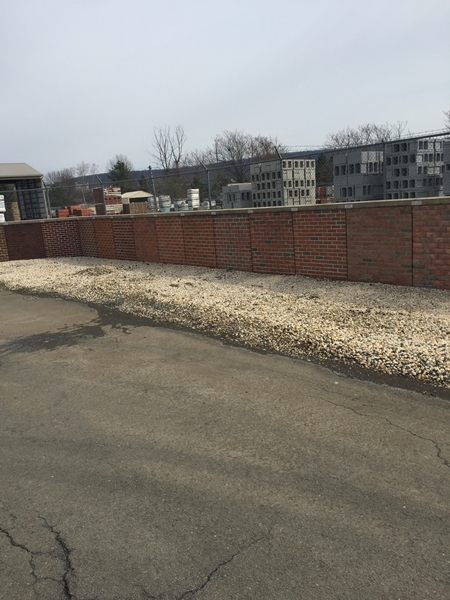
0 257 449 389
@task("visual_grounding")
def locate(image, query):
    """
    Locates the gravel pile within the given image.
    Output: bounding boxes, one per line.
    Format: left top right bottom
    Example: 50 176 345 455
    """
0 257 449 389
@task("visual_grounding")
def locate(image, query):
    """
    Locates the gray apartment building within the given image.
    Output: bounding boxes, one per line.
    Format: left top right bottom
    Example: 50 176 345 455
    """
332 138 445 202
385 138 444 199
333 150 384 202
221 183 253 209
441 139 450 196
250 158 316 207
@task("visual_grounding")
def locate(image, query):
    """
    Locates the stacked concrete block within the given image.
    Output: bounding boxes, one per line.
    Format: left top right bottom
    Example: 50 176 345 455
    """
0 195 5 222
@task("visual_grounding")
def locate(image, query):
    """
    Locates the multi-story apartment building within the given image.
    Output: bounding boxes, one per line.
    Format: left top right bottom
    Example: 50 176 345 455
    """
385 139 444 199
221 183 253 209
250 158 316 207
333 150 384 202
332 138 445 202
444 140 450 196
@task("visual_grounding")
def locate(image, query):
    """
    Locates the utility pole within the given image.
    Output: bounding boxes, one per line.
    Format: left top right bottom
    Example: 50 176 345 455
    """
148 166 157 203
274 145 285 206
199 162 212 207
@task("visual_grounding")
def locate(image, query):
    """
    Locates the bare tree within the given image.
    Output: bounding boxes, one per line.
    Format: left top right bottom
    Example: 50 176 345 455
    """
152 125 186 173
444 109 450 130
325 121 409 149
198 130 286 182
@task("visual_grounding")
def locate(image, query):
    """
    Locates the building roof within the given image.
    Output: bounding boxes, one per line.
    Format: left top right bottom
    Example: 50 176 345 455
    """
0 163 42 179
121 190 153 199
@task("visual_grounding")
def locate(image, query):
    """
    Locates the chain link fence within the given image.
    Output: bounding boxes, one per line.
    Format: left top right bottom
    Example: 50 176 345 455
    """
19 131 449 218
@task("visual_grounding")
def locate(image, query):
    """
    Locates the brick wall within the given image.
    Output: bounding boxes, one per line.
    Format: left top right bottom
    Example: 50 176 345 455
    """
93 219 116 259
182 214 217 268
0 226 9 262
41 220 82 258
214 213 253 271
155 216 185 264
1 199 449 290
413 204 450 289
133 217 160 263
293 209 347 280
79 219 98 257
249 211 295 275
112 219 137 261
4 223 46 260
347 206 413 286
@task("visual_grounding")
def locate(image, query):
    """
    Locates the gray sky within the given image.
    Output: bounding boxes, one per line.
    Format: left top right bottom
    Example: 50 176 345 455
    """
2 0 449 175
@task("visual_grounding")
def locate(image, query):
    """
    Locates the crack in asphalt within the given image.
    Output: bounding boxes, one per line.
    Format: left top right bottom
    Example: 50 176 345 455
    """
1 516 77 599
39 516 76 600
0 525 45 599
174 531 271 600
318 390 450 470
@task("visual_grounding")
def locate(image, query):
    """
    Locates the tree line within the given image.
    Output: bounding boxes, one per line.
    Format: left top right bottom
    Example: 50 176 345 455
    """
43 112 450 206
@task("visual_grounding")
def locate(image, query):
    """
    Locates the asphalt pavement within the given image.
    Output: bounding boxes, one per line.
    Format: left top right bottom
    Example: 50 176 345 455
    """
0 288 449 600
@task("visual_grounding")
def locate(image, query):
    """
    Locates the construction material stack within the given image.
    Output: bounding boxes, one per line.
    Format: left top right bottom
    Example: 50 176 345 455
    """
187 188 200 210
0 195 5 222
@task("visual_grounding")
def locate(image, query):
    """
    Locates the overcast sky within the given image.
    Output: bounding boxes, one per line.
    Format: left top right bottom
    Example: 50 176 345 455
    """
2 0 449 175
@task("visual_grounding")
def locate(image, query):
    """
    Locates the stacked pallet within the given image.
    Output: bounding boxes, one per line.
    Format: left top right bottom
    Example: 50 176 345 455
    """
0 195 5 222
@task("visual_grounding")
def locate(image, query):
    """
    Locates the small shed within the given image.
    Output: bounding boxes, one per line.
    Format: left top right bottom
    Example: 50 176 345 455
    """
121 190 153 204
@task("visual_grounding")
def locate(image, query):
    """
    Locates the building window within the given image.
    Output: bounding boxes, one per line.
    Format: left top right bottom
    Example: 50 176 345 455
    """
335 166 339 176
393 156 399 165
342 187 347 197
272 172 276 179
311 180 315 187
272 192 276 199
409 180 415 188
289 190 293 197
410 192 416 198
394 169 400 177
355 163 361 173
251 175 255 181
401 168 408 176
348 187 353 197
401 143 408 152
277 191 281 198
299 161 304 168
394 144 400 153
386 181 391 189
306 161 310 167
257 193 261 199
386 157 392 166
409 154 416 163
402 180 408 189
301 189 305 196
294 161 298 168
288 161 292 168
341 165 346 175
252 193 256 200
294 189 298 196
418 166 422 174
295 180 299 187
349 164 354 174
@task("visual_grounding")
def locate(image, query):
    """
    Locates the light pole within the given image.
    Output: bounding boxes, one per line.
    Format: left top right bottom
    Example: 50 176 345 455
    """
199 161 212 207
274 145 285 205
148 166 157 205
